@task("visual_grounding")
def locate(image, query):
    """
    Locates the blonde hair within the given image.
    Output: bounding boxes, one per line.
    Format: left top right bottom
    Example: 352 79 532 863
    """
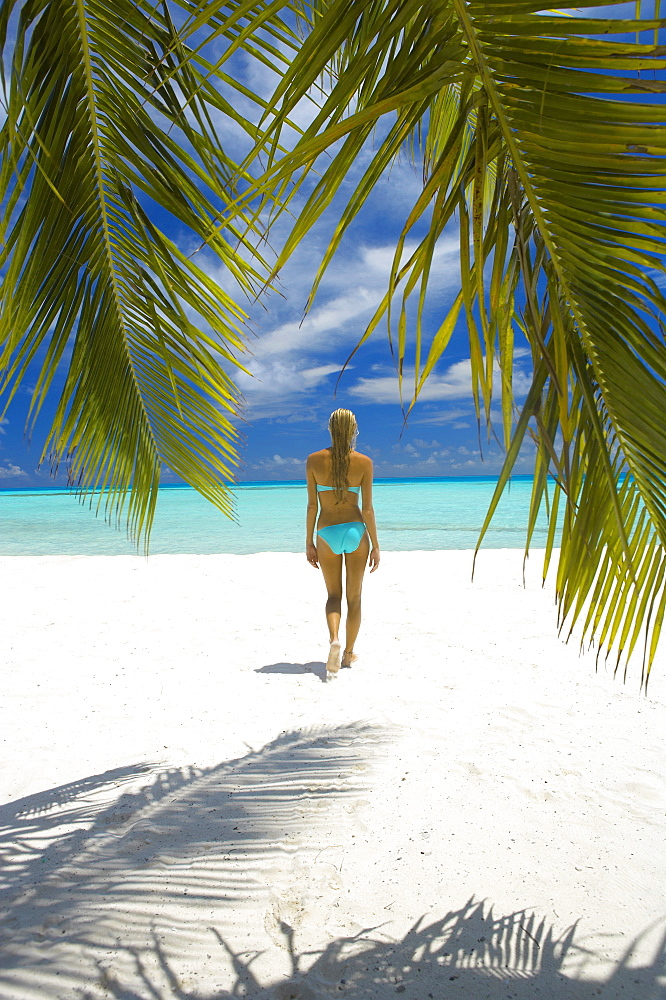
328 408 358 502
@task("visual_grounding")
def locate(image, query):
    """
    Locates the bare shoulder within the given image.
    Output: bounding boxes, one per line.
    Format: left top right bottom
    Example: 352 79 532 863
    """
306 448 330 461
350 450 374 477
306 448 330 472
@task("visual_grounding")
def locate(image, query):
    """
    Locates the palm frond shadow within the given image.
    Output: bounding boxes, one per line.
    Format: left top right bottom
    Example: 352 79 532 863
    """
241 900 666 999
0 723 381 999
0 762 158 883
84 899 666 1000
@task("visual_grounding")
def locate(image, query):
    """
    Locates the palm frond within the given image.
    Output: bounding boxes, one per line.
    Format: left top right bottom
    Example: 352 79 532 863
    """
243 0 666 680
0 0 283 546
461 2 666 681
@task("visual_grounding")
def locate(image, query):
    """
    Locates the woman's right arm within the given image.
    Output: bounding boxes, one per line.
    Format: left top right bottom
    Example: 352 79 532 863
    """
361 459 380 572
305 456 319 568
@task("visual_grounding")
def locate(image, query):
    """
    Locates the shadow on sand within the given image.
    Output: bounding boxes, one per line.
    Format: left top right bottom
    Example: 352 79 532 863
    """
89 900 666 1000
0 724 664 999
256 662 328 682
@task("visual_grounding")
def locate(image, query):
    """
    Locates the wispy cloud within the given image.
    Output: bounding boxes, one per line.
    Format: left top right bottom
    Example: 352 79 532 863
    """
349 356 533 406
236 360 343 420
249 235 461 358
412 408 471 426
250 288 378 359
230 231 462 419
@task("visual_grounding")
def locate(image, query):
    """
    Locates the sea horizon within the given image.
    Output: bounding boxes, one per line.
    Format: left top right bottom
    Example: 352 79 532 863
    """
0 475 557 557
0 472 536 495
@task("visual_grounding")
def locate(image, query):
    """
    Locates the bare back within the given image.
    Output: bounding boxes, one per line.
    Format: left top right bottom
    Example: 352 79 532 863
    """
306 447 373 530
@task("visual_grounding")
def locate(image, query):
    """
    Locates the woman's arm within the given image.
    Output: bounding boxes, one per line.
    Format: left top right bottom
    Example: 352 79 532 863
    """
361 459 380 572
305 456 319 568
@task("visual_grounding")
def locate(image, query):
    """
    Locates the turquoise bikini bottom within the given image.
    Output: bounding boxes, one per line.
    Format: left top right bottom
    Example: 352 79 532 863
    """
317 521 367 555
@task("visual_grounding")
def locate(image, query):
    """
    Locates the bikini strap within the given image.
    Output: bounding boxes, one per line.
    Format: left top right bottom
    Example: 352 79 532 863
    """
317 484 360 493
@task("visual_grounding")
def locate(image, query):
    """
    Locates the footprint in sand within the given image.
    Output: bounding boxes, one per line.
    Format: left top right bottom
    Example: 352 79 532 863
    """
264 892 305 948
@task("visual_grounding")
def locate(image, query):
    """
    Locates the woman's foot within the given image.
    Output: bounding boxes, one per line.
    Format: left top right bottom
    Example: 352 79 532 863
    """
326 640 342 680
341 649 357 668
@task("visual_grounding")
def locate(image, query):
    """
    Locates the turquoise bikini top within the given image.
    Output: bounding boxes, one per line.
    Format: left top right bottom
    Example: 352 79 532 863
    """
317 484 360 494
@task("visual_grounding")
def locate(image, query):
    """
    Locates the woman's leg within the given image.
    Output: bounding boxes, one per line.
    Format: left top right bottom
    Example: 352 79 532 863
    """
317 541 343 643
343 533 370 663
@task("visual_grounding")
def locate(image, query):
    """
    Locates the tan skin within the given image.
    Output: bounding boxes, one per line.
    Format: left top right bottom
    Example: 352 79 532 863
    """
306 448 380 670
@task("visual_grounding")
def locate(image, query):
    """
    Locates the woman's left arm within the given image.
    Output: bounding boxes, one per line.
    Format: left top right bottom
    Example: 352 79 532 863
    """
361 458 380 572
305 457 319 568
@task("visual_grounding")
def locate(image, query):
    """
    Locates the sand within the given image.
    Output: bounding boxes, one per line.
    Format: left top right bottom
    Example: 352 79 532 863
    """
1 549 665 1000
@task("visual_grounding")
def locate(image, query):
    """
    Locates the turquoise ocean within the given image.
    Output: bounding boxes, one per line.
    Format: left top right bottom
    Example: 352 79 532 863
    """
0 476 558 556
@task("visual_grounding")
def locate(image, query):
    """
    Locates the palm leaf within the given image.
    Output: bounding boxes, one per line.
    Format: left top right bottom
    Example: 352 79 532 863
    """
242 0 666 680
0 0 285 546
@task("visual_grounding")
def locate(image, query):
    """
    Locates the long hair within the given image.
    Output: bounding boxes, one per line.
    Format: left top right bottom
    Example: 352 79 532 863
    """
328 409 357 502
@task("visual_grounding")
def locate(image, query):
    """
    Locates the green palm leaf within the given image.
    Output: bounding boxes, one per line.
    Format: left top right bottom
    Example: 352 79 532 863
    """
3 0 666 681
0 0 290 545
243 0 666 681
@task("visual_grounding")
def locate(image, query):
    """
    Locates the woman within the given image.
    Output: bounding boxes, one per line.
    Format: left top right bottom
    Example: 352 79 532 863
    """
305 409 380 679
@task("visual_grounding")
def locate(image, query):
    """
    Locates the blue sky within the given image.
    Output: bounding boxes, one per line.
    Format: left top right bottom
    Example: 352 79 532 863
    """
0 2 647 487
0 171 534 485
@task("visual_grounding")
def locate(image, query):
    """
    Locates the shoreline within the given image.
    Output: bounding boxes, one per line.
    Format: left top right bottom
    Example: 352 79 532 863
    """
0 479 556 558
0 473 539 493
2 549 665 998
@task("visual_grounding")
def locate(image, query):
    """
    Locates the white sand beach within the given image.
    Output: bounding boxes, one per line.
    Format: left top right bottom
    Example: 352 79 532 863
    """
1 549 665 999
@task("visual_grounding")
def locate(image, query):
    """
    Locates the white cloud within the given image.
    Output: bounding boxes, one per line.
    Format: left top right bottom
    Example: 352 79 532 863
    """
390 440 453 465
252 287 378 359
248 234 461 361
0 462 27 478
188 96 467 428
236 359 343 419
222 226 464 420
248 453 303 471
373 440 536 477
349 357 533 405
